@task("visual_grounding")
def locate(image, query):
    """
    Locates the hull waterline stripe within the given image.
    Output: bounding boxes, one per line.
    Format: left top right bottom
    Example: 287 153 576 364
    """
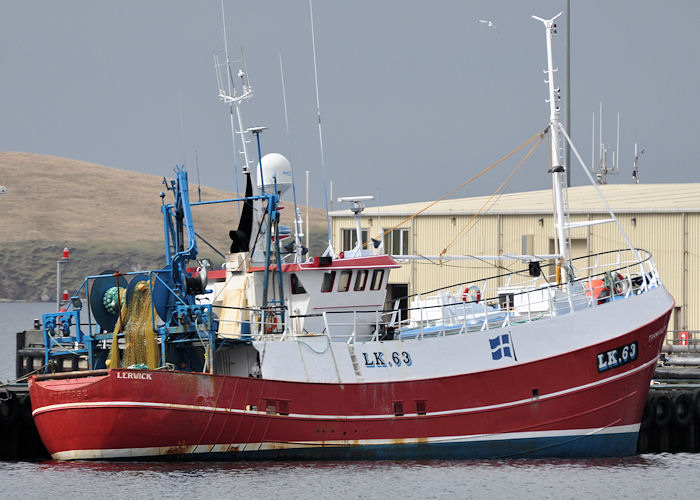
49 423 640 460
32 356 657 419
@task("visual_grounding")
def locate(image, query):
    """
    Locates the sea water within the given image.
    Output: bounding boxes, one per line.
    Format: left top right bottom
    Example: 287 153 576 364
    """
1 303 700 499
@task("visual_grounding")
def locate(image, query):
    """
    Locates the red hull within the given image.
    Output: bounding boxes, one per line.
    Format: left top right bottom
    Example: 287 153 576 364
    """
29 310 670 460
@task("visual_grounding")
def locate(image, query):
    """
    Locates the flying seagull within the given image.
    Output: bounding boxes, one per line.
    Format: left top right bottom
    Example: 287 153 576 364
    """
478 19 500 33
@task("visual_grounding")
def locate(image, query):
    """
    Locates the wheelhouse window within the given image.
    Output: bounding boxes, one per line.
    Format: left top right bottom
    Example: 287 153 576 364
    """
384 228 409 255
321 271 336 292
354 270 368 291
338 270 352 292
341 228 368 251
290 273 307 294
370 269 385 290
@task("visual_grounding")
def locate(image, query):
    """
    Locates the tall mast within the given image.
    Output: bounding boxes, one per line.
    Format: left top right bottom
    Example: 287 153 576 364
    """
215 0 254 177
533 12 568 281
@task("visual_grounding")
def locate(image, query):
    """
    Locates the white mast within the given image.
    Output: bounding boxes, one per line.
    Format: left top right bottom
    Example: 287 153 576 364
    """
532 12 568 282
215 0 254 177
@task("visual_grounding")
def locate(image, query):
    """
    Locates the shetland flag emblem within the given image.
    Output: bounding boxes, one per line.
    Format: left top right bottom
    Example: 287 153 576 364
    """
489 334 513 360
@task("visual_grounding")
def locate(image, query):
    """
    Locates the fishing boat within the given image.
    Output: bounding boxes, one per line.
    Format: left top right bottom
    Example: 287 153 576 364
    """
29 13 673 460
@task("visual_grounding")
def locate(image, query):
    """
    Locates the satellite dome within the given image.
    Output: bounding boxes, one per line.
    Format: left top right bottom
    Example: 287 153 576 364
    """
256 153 293 196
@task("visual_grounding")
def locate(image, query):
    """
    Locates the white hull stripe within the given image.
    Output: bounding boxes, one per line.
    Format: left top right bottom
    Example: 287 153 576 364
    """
50 423 641 460
33 356 657 420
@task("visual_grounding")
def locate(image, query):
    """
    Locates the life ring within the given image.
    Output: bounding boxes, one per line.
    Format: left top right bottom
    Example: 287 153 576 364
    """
264 314 278 334
461 285 481 303
613 272 628 296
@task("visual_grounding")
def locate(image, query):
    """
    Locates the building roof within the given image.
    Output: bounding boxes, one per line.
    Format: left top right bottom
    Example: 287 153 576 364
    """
330 184 700 217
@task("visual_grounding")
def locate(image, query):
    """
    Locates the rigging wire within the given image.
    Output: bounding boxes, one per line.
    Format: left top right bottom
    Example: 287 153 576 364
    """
367 128 547 248
439 132 545 258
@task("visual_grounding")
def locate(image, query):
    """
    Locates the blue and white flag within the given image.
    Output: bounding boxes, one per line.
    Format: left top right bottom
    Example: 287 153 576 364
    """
489 334 513 360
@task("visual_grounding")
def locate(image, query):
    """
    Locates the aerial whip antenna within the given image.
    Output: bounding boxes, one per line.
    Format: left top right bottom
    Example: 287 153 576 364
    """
215 0 254 215
195 149 201 202
309 0 333 255
279 52 305 262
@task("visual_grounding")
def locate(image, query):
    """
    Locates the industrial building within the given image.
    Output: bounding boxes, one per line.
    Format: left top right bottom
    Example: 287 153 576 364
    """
330 184 700 341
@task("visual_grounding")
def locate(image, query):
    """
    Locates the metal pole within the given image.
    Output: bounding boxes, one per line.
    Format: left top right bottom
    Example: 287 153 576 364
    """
533 13 568 281
566 0 571 187
305 170 310 252
56 260 61 311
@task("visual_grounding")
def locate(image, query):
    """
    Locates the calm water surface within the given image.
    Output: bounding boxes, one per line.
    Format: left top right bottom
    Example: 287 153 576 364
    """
2 303 700 499
2 455 700 499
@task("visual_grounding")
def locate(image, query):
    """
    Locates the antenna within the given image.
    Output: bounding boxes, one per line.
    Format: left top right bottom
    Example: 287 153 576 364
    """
309 0 333 256
195 149 201 202
591 111 595 177
633 143 644 184
305 170 310 253
178 90 186 166
615 112 620 173
599 102 603 175
375 188 383 254
279 52 305 262
215 0 254 211
592 103 620 184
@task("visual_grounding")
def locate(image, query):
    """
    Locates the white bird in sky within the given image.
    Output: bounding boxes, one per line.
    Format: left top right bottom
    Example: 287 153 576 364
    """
477 19 499 33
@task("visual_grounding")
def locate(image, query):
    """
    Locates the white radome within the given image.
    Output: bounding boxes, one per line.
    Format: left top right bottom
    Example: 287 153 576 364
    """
256 153 293 196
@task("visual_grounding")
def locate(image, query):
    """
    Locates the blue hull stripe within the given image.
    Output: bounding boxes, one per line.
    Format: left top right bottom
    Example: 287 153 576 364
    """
102 432 639 462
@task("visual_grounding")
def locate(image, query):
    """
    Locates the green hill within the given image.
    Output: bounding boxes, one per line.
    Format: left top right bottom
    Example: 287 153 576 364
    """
0 152 327 301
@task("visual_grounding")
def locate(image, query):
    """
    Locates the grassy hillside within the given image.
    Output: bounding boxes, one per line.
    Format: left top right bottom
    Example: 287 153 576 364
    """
0 152 328 301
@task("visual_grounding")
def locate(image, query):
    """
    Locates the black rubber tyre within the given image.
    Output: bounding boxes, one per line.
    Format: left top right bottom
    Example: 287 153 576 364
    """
672 393 694 427
640 399 654 431
654 395 672 427
0 396 19 425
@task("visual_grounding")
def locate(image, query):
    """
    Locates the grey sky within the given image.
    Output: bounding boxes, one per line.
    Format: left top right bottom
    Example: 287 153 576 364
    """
1 1 698 208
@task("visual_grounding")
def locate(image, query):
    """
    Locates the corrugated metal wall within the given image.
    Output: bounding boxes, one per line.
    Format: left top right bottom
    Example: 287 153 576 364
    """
333 210 690 333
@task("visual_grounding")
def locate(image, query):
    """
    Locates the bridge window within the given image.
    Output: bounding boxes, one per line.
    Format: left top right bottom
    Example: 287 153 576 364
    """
291 273 307 295
338 270 352 292
370 269 385 290
354 270 368 291
321 271 336 293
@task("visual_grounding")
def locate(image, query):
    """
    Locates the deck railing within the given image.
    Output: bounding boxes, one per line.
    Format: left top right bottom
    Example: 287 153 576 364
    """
245 248 660 343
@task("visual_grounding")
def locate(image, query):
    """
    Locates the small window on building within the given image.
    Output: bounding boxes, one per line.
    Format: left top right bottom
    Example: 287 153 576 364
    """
290 273 307 294
384 228 409 255
338 270 352 292
321 271 336 292
354 270 368 291
342 228 368 251
393 401 404 417
370 269 385 290
416 400 427 416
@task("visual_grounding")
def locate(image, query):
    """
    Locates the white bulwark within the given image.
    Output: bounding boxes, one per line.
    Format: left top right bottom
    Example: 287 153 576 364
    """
331 183 700 342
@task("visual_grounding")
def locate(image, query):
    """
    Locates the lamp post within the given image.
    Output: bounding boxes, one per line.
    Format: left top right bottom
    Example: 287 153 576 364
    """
56 247 69 310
